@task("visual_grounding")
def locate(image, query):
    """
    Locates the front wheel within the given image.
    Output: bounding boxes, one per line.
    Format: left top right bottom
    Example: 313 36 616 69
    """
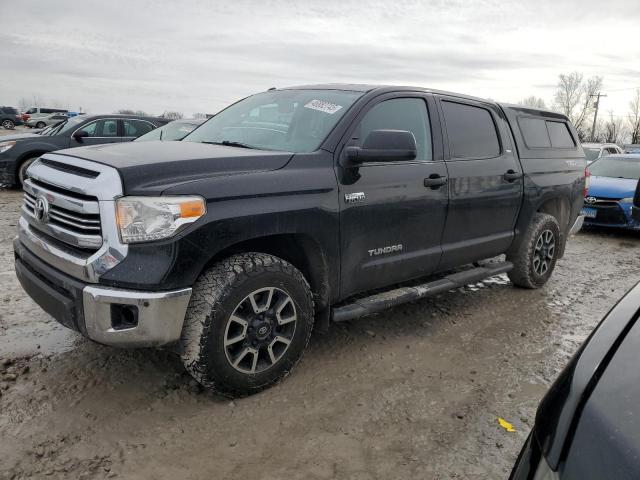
180 253 314 397
507 213 561 289
2 119 15 130
36 122 46 129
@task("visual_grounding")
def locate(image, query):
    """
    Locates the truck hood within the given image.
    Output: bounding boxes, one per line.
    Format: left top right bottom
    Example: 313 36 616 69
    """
588 175 638 200
55 140 294 195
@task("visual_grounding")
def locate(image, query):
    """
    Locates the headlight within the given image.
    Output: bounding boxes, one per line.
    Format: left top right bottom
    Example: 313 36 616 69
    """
115 196 206 244
0 141 16 154
620 197 634 204
532 457 560 480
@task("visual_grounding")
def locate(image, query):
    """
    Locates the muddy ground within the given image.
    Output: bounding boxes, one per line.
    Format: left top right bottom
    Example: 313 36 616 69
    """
0 142 639 478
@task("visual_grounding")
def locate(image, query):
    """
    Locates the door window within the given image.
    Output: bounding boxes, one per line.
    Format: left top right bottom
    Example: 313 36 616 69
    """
123 119 154 137
442 101 501 159
354 98 432 161
78 119 118 137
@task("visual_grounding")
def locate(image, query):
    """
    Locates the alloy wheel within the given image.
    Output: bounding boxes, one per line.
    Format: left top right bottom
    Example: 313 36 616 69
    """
532 229 555 276
224 287 297 374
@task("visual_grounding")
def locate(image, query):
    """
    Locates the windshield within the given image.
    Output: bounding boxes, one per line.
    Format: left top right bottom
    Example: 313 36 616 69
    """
136 120 202 142
48 116 85 136
589 156 640 179
583 148 600 161
184 89 362 153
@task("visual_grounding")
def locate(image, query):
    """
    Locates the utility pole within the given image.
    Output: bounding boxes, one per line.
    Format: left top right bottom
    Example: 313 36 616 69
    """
589 92 607 142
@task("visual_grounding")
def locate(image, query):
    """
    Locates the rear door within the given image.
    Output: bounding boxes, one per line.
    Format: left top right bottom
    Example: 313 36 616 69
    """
122 119 157 142
337 93 449 297
436 97 523 269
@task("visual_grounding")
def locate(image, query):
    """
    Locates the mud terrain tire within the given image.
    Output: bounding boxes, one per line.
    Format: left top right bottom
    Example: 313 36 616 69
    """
507 213 561 289
180 252 314 397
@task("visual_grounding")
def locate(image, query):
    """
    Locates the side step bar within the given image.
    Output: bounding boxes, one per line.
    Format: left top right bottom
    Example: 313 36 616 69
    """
331 261 513 323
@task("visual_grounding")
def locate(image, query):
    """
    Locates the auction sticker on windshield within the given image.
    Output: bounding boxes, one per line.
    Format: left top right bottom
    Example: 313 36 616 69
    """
304 100 343 115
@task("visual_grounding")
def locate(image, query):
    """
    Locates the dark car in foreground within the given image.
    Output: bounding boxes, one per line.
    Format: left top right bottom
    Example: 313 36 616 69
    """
0 114 168 186
1 106 24 130
135 118 205 141
511 281 640 479
582 154 640 230
14 84 586 397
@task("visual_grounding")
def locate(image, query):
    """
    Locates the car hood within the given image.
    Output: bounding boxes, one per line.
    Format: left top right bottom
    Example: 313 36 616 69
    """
559 305 640 478
588 175 638 199
0 132 42 142
55 140 294 195
533 282 640 471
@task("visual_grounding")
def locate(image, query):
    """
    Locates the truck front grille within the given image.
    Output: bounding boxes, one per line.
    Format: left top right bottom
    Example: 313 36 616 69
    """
22 177 103 251
18 153 126 283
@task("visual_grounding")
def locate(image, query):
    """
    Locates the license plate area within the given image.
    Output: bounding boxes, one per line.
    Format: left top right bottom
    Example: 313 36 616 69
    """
581 207 597 218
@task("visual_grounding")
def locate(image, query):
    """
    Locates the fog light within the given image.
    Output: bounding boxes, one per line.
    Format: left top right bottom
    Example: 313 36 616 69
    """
110 304 139 331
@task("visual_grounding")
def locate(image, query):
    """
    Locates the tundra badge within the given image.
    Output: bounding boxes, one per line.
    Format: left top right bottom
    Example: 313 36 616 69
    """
368 244 403 256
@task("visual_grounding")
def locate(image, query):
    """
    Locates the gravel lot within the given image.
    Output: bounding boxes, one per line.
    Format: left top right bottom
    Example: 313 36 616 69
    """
0 128 639 479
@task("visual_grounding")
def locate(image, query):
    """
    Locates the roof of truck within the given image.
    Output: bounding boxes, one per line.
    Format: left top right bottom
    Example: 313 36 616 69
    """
283 84 569 121
284 83 493 104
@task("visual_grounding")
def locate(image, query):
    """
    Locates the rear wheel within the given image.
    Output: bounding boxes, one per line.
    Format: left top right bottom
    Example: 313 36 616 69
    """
180 253 314 397
2 119 15 130
507 213 561 289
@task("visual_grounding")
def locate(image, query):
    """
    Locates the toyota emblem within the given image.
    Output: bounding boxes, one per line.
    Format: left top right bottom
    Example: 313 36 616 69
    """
33 196 50 223
585 196 597 204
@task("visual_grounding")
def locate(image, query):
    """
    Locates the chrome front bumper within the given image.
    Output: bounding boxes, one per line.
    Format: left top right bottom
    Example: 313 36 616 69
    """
14 237 192 349
83 286 192 348
568 215 585 235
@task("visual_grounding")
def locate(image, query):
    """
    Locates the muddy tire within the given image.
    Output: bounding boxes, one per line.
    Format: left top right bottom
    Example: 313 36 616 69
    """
507 213 561 289
179 252 314 398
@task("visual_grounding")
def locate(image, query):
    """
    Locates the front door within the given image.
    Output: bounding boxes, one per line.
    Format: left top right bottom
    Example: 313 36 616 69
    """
70 118 123 147
337 94 449 298
436 97 523 269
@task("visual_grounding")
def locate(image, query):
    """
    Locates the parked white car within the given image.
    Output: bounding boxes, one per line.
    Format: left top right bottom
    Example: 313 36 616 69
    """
26 113 69 129
582 142 624 163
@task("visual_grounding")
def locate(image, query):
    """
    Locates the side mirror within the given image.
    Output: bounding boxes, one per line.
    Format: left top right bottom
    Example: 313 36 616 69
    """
73 130 89 141
342 130 417 166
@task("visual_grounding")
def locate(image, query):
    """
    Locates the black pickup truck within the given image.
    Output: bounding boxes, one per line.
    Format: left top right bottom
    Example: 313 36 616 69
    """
14 85 586 397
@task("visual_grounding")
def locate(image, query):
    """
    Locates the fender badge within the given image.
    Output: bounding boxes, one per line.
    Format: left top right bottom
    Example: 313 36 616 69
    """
344 192 366 204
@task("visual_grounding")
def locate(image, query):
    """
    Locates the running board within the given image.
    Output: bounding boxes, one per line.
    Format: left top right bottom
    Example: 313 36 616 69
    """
331 261 513 323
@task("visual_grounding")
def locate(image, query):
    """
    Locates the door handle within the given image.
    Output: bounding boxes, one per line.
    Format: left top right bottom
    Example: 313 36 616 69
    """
503 170 523 182
424 174 447 189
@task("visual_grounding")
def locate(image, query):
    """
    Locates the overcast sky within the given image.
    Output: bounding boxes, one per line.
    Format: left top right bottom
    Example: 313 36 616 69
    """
1 0 639 117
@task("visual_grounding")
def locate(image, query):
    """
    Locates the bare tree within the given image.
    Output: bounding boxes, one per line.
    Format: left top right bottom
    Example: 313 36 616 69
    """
628 89 640 144
519 96 547 109
17 95 46 112
602 112 627 144
554 72 603 140
192 112 208 119
163 111 184 120
116 109 149 116
17 97 30 112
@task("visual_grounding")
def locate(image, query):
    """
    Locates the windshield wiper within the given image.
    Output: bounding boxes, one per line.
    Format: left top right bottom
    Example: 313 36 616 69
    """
202 140 255 149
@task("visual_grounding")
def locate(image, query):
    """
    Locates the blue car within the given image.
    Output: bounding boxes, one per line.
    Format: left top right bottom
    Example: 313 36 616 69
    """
582 154 640 230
